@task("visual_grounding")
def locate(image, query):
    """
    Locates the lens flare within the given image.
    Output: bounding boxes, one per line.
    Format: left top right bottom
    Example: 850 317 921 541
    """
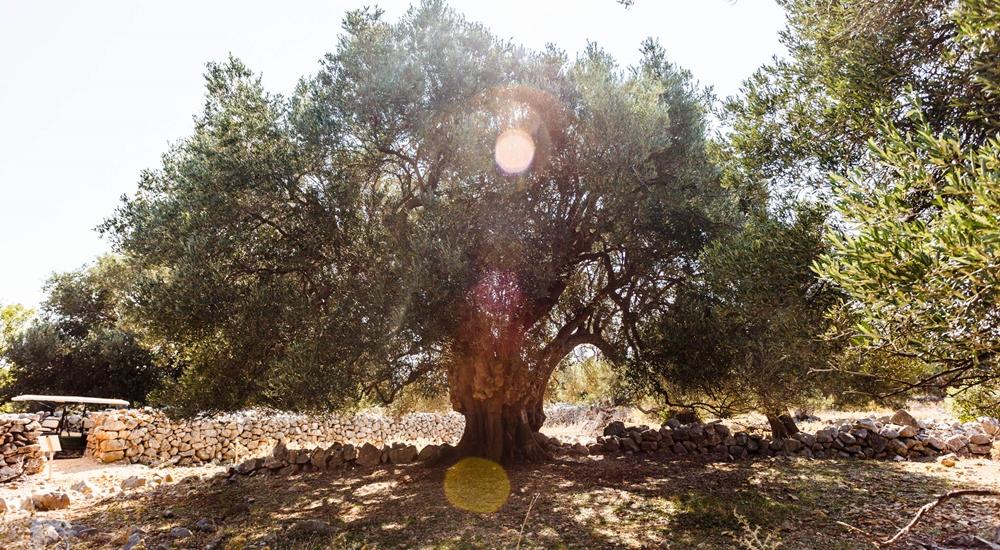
443 457 511 513
494 128 535 175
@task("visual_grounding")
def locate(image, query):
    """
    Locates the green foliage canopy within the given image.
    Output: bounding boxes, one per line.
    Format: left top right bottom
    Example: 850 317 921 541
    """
1 257 168 404
724 0 998 197
627 202 840 420
103 0 726 435
810 1 1000 413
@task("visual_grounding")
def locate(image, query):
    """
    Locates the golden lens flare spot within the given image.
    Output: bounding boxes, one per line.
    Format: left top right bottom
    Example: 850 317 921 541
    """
443 457 511 513
494 128 535 175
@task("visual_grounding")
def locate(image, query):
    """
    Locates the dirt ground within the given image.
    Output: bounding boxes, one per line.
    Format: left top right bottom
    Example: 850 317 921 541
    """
4 454 998 549
2 401 998 549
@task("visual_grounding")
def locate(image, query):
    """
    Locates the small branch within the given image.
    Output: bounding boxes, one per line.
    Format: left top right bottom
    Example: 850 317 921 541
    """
835 520 880 546
970 536 1000 550
634 403 663 417
881 490 1000 547
515 493 540 550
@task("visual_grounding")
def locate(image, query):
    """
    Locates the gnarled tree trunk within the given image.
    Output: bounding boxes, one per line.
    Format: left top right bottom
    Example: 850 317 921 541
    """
766 412 800 440
447 354 551 463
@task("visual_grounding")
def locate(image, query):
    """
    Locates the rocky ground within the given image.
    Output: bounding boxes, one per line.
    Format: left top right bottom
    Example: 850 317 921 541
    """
2 454 998 549
1 402 998 549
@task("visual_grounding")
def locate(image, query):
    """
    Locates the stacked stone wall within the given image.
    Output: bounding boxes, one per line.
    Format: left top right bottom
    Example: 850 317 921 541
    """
0 415 45 482
592 411 1000 462
85 408 465 466
82 404 1000 468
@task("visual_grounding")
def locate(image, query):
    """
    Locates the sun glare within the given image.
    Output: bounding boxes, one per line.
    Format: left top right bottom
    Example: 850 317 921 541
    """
443 457 511 513
494 128 535 175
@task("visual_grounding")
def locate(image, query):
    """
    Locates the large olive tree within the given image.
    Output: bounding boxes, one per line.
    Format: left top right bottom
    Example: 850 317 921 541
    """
104 2 724 462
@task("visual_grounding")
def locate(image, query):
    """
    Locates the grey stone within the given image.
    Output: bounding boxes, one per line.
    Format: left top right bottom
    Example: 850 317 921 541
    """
357 443 381 468
796 433 816 447
879 425 901 439
388 445 418 464
30 520 72 548
32 524 62 547
869 433 888 454
121 476 147 490
170 527 192 538
417 444 441 462
969 433 991 445
815 428 836 444
714 424 731 438
783 438 803 453
887 439 908 456
310 448 328 469
341 444 358 461
980 417 1000 436
124 531 143 550
897 425 918 438
603 421 627 438
69 525 98 539
925 436 946 451
969 443 992 455
236 457 263 474
271 440 288 461
945 435 968 452
890 410 919 428
688 424 705 439
854 418 878 431
262 456 284 470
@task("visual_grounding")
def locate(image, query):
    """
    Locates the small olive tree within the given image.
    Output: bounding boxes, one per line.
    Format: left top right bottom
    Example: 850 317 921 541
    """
626 202 840 438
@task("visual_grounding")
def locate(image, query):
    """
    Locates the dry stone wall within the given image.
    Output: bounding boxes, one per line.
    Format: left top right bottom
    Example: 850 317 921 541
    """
0 414 45 482
83 404 1000 469
593 410 1000 463
86 408 465 466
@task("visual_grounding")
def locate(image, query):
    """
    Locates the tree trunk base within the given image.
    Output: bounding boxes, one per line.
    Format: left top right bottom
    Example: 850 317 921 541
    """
447 403 552 464
767 413 800 440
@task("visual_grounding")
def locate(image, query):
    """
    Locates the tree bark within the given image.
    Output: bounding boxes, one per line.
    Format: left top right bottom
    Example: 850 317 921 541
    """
444 270 566 464
447 354 551 464
766 412 800 440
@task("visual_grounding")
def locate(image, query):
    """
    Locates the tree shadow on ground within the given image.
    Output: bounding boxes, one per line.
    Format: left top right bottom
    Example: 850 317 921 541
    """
64 454 1000 549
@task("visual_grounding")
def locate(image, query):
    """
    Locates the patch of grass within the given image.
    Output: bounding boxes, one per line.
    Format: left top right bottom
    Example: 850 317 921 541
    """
669 490 795 531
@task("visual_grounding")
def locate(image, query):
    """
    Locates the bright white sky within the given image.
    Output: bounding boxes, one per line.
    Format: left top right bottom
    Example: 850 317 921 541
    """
0 0 786 308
